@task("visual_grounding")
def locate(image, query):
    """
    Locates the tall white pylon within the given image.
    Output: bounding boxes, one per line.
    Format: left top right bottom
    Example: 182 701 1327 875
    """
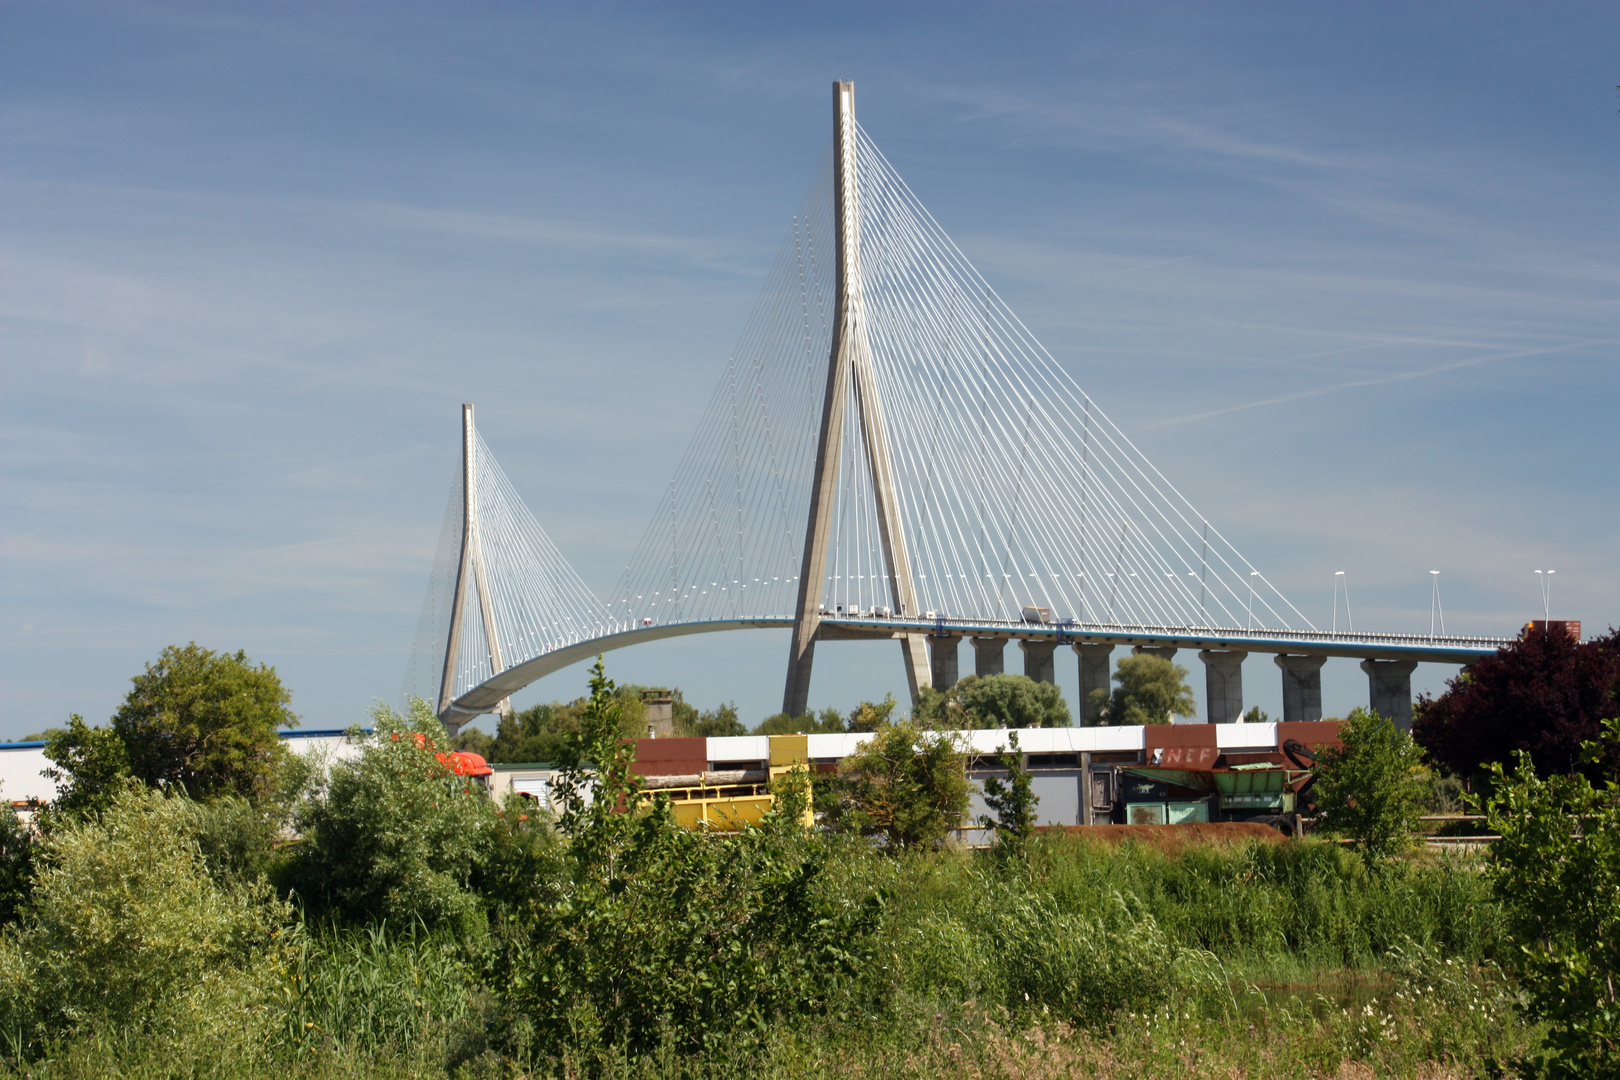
783 81 930 717
439 403 511 729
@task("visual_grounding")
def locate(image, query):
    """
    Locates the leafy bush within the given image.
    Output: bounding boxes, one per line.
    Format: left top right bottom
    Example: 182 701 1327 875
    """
41 715 130 819
0 810 33 928
847 693 899 733
1481 718 1620 1077
1313 707 1425 863
825 721 970 848
185 794 282 890
0 785 290 1049
287 698 495 931
754 708 847 735
979 731 1037 858
502 659 883 1055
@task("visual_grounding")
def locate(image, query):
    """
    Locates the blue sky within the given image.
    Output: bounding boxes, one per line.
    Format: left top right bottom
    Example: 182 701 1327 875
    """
3 1 1617 737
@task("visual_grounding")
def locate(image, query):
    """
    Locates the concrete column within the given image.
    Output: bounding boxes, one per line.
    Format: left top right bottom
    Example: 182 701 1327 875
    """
1198 650 1247 724
1361 659 1419 732
928 636 960 690
1132 645 1178 661
1020 639 1057 684
1074 643 1113 725
971 637 1005 677
1274 654 1327 723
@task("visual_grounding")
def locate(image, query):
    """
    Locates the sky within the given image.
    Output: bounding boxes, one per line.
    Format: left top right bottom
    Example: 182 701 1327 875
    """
2 1 1617 739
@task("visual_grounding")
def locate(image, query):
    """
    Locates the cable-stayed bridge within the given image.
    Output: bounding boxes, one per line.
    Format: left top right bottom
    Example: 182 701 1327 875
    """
407 82 1511 735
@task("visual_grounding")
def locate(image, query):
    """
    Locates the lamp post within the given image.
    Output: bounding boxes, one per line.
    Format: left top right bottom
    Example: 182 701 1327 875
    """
1247 570 1259 631
1429 570 1445 638
1534 569 1554 621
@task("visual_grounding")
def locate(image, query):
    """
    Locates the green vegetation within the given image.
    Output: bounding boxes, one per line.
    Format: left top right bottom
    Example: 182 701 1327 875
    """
1090 652 1197 725
285 700 497 931
817 720 971 848
1480 716 1620 1076
1416 625 1620 780
41 643 295 816
9 644 1616 1078
978 730 1037 858
753 707 847 735
1313 706 1426 864
915 674 1071 729
112 643 296 802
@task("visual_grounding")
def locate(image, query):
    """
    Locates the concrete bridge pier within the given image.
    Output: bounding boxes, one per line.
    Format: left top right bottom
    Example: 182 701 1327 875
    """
1275 654 1327 723
1361 658 1420 732
1199 649 1247 724
1075 643 1113 725
1020 639 1057 684
1132 645 1178 661
928 635 959 690
971 637 1005 677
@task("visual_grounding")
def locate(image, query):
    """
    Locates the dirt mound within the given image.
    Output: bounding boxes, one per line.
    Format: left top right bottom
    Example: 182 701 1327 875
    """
1040 821 1286 851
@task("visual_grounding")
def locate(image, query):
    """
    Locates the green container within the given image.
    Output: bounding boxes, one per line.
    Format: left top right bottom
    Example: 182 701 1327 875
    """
1127 803 1167 825
1166 800 1210 824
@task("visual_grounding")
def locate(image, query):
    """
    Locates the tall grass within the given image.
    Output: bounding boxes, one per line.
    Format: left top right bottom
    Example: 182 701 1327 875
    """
1029 835 1504 966
279 919 479 1053
0 834 1524 1078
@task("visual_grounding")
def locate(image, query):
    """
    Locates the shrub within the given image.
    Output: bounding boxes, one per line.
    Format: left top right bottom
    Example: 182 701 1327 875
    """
287 698 495 931
1481 718 1620 1077
41 715 130 819
754 708 847 735
503 659 883 1055
1313 707 1425 864
979 731 1037 858
0 809 33 928
829 721 970 849
0 786 289 1049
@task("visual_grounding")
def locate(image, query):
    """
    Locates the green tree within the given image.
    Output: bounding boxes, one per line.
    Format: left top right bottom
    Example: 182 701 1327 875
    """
1312 707 1425 864
1480 717 1620 1077
110 643 296 803
482 686 654 763
677 701 746 738
957 674 1071 729
832 721 970 849
288 697 495 930
754 707 846 735
980 730 1038 859
848 692 899 733
1091 653 1196 725
41 715 131 818
915 676 1070 729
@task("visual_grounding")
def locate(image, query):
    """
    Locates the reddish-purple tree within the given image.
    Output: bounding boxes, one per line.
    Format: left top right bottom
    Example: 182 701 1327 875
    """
1414 627 1620 779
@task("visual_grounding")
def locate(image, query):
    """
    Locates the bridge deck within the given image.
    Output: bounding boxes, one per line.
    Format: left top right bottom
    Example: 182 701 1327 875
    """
445 615 1510 719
